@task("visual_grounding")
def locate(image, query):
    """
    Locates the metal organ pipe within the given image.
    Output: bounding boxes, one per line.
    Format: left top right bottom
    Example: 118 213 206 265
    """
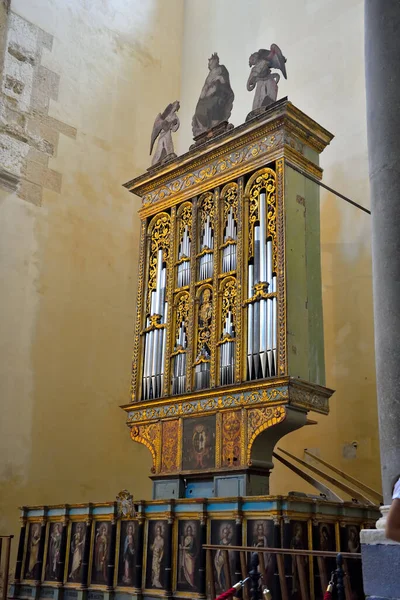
199 214 213 280
222 207 237 273
172 320 187 395
247 264 254 380
247 192 277 381
220 310 235 386
142 249 168 400
177 225 190 288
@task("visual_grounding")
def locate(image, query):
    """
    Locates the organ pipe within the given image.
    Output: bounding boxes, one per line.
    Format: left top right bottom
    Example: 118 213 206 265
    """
177 224 191 288
142 248 168 400
247 192 277 381
139 168 280 403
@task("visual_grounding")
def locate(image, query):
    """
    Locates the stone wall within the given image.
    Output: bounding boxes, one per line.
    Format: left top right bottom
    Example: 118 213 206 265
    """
0 12 76 203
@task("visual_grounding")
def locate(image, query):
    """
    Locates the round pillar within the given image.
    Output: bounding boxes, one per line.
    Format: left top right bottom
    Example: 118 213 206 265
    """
365 0 400 503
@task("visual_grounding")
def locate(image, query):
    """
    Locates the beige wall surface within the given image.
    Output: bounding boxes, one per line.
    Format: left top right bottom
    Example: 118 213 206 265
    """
0 0 184 549
0 0 379 558
178 0 379 496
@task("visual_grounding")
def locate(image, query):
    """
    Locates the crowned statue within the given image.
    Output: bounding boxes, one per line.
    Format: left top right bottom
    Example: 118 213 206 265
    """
192 53 234 139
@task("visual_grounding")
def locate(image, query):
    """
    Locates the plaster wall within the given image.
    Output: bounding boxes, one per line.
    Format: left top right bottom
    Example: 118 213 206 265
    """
0 0 380 566
0 0 184 560
178 0 379 496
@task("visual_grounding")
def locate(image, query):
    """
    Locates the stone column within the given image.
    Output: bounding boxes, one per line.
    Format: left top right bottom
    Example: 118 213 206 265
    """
364 0 400 504
361 2 400 598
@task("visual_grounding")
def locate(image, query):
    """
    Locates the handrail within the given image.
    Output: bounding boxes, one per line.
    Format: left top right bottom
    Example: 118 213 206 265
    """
203 543 361 559
0 535 13 600
204 543 355 600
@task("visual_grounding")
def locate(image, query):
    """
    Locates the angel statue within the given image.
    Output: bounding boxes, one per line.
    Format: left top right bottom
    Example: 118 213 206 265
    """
192 53 234 139
247 45 287 116
149 100 180 167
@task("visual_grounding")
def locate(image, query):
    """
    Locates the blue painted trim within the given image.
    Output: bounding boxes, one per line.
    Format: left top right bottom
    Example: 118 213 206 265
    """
47 509 66 517
145 505 169 514
69 508 89 516
242 501 277 511
92 507 113 516
174 504 203 513
27 510 45 517
207 502 238 511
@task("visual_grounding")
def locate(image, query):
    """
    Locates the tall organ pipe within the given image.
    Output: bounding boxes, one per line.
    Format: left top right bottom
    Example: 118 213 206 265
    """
142 248 168 400
247 192 277 380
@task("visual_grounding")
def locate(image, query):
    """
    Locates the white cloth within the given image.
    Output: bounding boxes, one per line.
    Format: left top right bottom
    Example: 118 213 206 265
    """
392 477 400 499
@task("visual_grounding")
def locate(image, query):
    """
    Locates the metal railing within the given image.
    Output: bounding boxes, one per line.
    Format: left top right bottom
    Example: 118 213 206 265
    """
204 543 363 600
0 536 13 600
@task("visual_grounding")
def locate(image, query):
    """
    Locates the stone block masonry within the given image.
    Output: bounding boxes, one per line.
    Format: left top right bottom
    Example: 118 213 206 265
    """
0 11 77 205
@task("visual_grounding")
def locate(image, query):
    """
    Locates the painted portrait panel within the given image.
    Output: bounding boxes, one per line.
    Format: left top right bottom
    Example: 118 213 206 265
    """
286 520 308 597
182 415 216 471
24 523 42 580
210 520 236 594
117 521 138 587
345 525 361 554
67 522 87 584
145 520 168 590
45 523 63 581
341 525 363 600
91 522 111 586
246 519 274 548
246 519 275 583
176 520 201 593
312 522 336 595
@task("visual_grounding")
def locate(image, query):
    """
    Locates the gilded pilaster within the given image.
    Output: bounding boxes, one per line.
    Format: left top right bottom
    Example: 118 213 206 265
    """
276 157 287 376
210 187 220 388
130 219 147 401
186 197 197 392
235 176 244 383
163 205 176 397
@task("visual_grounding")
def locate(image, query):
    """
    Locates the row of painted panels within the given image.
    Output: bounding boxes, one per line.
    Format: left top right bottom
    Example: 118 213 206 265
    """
22 515 367 595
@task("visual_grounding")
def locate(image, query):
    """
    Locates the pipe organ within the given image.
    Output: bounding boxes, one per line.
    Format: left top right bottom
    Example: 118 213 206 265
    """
138 172 281 399
124 100 335 499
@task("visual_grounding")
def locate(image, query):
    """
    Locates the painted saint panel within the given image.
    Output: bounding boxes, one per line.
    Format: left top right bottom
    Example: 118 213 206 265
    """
176 520 201 593
210 520 236 594
67 522 87 584
312 521 336 596
91 522 111 586
284 520 309 598
313 522 335 552
246 519 276 590
340 524 363 600
44 523 63 581
117 521 138 587
145 520 168 590
182 415 216 471
24 523 41 580
343 525 361 554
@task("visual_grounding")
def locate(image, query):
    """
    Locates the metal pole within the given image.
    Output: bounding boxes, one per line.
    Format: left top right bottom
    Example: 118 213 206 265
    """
249 552 260 600
336 552 345 600
1 537 12 600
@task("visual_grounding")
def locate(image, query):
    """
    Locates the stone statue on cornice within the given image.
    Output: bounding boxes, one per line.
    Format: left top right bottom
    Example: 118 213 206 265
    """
192 53 234 139
149 100 180 167
246 45 287 120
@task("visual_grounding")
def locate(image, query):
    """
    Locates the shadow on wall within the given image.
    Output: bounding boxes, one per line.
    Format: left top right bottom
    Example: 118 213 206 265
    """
270 166 379 496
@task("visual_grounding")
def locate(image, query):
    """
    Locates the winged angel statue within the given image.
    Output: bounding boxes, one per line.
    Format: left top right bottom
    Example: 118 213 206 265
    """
149 101 180 167
247 44 287 112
